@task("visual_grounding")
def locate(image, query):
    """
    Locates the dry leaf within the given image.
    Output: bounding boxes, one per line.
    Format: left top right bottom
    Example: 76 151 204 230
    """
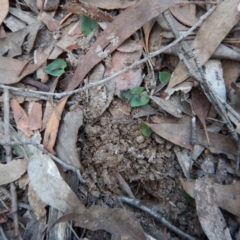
0 0 9 24
180 177 240 218
150 96 182 118
143 19 155 53
147 116 238 159
0 21 41 57
105 42 142 96
170 3 198 26
55 107 83 168
28 102 42 131
40 12 59 31
191 88 210 144
79 0 136 9
166 0 240 95
194 175 232 240
10 99 34 137
28 136 85 213
53 206 146 240
87 63 115 119
0 159 28 185
43 97 68 155
0 57 46 84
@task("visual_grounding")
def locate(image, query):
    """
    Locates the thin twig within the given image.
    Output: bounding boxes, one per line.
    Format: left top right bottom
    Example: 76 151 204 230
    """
0 5 217 100
0 140 85 184
119 196 198 240
3 89 22 240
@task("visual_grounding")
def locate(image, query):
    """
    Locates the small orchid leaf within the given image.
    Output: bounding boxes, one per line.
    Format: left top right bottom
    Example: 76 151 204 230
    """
80 15 97 36
140 122 151 137
131 86 144 94
120 89 132 100
44 59 67 77
130 94 149 107
159 71 171 84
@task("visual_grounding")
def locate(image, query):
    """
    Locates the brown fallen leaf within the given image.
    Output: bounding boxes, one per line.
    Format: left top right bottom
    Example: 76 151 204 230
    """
191 88 210 144
150 95 182 118
40 12 59 31
43 97 68 155
143 19 155 53
0 21 41 57
0 57 47 84
79 0 136 9
28 102 42 131
55 107 83 168
170 3 198 27
62 2 113 22
180 176 240 218
147 116 238 159
105 42 142 96
166 0 240 95
10 99 34 137
0 159 28 185
0 0 9 25
44 0 179 153
52 206 145 240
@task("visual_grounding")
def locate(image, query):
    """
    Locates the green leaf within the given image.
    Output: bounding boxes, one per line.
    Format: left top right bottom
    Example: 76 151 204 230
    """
44 59 67 77
140 122 151 137
120 89 132 100
80 15 97 36
131 86 144 94
159 71 171 84
130 94 149 107
181 190 194 203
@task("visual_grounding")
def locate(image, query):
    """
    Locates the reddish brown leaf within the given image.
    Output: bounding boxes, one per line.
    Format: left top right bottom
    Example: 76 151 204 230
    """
0 0 9 24
191 88 211 144
28 102 42 131
10 99 34 137
43 97 68 155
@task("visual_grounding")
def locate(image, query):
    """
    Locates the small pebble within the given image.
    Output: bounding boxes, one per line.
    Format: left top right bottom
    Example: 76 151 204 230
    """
136 135 145 144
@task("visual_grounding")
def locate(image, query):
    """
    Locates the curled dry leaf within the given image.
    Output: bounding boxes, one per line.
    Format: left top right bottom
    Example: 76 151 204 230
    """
0 0 9 24
52 206 145 240
10 99 34 137
166 0 240 96
0 159 28 185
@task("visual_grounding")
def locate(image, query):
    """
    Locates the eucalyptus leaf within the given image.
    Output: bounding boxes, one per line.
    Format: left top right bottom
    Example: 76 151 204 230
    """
140 122 151 137
159 71 171 84
44 59 67 77
80 16 97 36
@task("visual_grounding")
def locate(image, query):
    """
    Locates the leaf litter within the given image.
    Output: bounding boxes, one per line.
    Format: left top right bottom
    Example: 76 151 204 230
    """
1 0 240 239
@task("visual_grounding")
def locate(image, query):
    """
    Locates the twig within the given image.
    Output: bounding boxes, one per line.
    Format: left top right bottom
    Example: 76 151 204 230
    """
3 89 22 240
0 140 85 184
0 5 217 100
119 196 198 240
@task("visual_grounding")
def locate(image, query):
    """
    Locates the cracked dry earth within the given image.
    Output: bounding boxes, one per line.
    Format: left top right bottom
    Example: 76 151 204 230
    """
75 97 205 239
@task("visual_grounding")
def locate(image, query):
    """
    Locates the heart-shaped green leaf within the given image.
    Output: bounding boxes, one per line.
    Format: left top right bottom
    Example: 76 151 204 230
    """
130 94 149 107
80 15 97 36
44 59 67 77
120 89 132 100
140 122 151 137
131 86 144 94
159 71 171 84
